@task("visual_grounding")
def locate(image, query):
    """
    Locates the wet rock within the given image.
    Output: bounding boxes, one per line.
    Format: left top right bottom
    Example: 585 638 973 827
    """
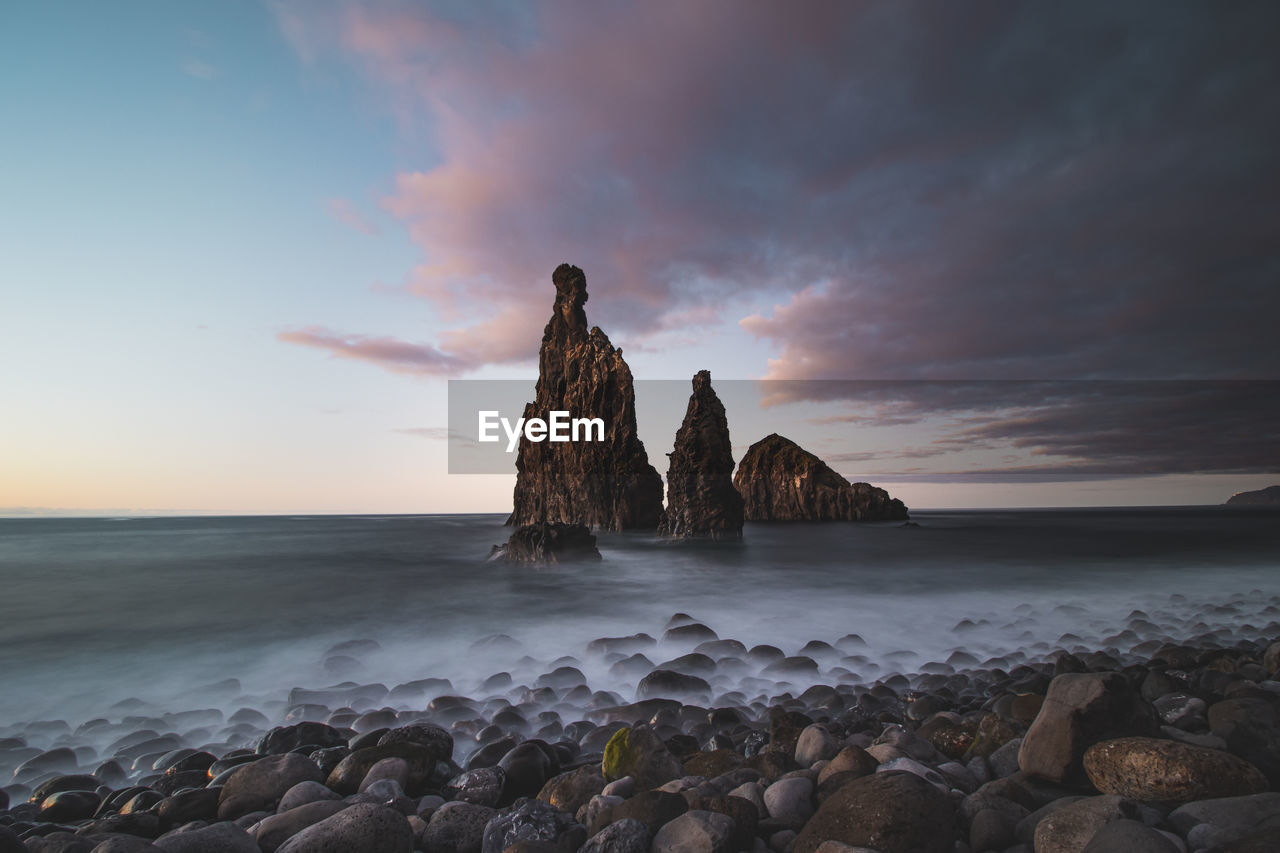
658 370 744 539
325 742 438 796
795 725 840 766
1083 736 1267 802
817 746 879 785
768 708 813 757
1018 673 1158 784
1167 791 1280 837
683 750 743 778
80 811 162 839
422 802 495 853
590 790 689 839
497 742 552 802
377 723 454 763
763 776 814 826
445 767 507 807
40 789 100 822
249 801 350 852
579 817 648 853
258 723 347 755
155 788 220 830
638 670 713 700
360 757 410 793
1033 795 1138 853
536 765 605 815
278 781 342 812
24 833 96 853
30 774 101 804
602 725 685 791
480 797 585 853
1081 818 1180 853
491 522 601 564
651 810 738 853
87 838 162 853
791 771 955 853
275 803 413 853
154 821 259 853
742 751 800 781
970 807 1018 852
219 753 324 819
506 263 664 531
733 433 908 522
662 623 719 644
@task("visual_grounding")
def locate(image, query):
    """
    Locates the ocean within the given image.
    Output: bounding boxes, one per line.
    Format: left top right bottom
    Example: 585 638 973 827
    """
2 506 1278 749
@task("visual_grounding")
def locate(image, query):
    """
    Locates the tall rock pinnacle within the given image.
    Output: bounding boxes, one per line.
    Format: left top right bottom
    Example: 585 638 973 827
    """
507 264 664 531
658 370 744 539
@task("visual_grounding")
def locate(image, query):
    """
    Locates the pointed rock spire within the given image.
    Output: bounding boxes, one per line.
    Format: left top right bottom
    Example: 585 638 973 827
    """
507 264 663 531
659 370 744 539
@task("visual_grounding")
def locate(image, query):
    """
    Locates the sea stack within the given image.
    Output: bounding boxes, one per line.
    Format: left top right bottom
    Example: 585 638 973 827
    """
734 433 908 522
506 264 663 531
658 370 744 539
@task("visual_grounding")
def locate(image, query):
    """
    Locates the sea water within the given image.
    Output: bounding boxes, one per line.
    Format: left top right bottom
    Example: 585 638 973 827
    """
2 507 1277 735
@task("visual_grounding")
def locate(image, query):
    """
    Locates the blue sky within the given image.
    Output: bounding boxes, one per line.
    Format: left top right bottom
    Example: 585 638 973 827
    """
2 2 1276 514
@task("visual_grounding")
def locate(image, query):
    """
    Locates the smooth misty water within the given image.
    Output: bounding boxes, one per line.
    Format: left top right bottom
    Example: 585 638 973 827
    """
1 508 1279 734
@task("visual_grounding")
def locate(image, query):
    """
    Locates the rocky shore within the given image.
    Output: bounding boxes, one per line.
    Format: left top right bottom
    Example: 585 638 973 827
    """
4 593 1280 852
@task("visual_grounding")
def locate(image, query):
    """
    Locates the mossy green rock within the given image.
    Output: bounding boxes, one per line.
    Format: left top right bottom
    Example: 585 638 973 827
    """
601 725 684 791
603 728 636 781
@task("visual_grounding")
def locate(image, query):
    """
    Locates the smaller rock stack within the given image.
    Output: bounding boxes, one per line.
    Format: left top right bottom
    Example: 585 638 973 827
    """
658 371 744 540
733 433 908 522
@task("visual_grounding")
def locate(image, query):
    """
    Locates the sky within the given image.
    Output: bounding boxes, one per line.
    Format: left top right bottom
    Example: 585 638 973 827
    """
1 0 1277 515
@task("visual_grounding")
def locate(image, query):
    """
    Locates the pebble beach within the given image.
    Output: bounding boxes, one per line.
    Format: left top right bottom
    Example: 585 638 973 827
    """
4 573 1280 852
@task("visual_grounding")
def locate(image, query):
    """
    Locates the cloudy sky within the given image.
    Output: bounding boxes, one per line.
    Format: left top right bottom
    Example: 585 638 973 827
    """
2 1 1277 514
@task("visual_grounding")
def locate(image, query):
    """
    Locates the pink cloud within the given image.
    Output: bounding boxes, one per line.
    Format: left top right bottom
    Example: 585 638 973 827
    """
271 1 1280 383
277 326 463 376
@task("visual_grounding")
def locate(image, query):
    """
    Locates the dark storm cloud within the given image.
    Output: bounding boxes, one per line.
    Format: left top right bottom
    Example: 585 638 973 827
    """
277 0 1279 380
793 380 1279 481
274 2 1279 480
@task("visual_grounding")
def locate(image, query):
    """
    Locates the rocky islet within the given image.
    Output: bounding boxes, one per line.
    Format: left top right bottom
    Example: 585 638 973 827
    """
498 266 908 557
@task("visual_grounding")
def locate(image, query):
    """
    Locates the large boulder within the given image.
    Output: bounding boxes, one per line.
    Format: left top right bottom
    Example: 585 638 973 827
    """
506 264 663 531
602 725 685 790
1032 795 1138 853
249 801 350 852
579 818 649 853
480 797 585 853
1083 737 1267 802
377 723 454 762
791 770 954 853
218 753 324 818
650 810 738 853
275 803 413 853
1167 791 1280 837
324 742 439 795
587 790 688 839
658 370 744 539
1081 818 1180 853
154 822 259 853
1018 672 1158 784
422 802 496 853
537 765 606 815
733 433 907 522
